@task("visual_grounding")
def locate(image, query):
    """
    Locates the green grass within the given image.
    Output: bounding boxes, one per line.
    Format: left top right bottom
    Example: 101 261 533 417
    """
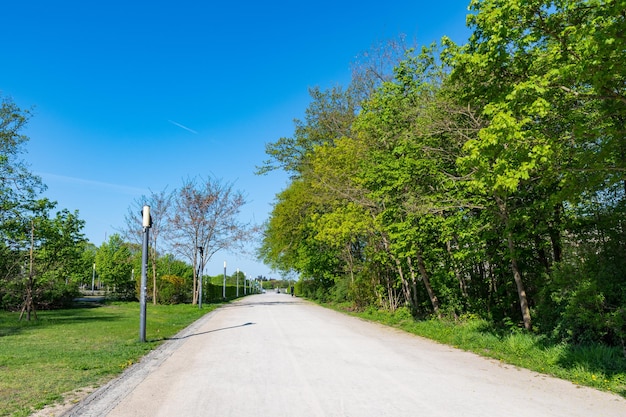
0 302 216 417
330 304 626 398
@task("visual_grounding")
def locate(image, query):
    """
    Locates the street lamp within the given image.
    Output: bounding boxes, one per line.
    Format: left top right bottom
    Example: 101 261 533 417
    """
91 263 95 293
236 268 239 297
139 205 152 343
223 261 227 300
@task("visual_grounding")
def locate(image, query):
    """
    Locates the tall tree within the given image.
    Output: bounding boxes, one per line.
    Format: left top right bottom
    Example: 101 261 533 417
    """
351 47 472 316
258 38 412 178
259 178 343 300
257 86 359 177
169 176 252 305
0 95 45 224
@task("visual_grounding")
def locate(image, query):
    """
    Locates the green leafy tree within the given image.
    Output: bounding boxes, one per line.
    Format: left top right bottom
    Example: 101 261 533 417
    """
0 95 91 316
96 234 134 299
155 254 193 304
0 95 45 314
257 86 360 177
350 47 474 316
259 2 626 345
443 0 626 332
0 95 45 224
1 198 86 318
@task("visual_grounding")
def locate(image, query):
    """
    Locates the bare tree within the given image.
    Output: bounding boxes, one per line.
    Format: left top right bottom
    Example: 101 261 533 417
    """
168 176 252 305
122 188 174 304
349 34 417 104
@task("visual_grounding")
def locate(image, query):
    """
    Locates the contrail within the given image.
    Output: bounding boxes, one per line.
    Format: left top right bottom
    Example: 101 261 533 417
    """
168 119 198 134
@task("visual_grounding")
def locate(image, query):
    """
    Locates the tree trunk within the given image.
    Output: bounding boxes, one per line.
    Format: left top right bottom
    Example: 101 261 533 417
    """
20 221 37 321
152 246 158 305
507 230 532 330
405 256 420 312
415 248 441 318
346 242 355 285
549 204 563 263
535 235 551 272
385 270 399 311
379 232 403 312
392 255 411 310
495 195 532 330
446 237 468 298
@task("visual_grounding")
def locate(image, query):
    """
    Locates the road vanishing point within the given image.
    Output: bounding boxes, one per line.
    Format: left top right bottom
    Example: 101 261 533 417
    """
63 293 626 417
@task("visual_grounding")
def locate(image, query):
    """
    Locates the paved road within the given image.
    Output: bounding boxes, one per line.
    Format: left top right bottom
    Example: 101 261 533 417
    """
65 293 626 417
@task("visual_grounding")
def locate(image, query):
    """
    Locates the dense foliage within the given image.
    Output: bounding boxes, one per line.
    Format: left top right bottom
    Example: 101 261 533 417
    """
259 0 626 348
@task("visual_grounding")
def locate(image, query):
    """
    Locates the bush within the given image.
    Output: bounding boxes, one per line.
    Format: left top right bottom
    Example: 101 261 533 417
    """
38 282 80 309
538 255 626 347
158 275 190 304
1 279 80 311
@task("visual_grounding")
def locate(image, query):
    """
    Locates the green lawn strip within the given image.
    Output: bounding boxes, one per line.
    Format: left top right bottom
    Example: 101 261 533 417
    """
324 303 626 398
0 302 216 417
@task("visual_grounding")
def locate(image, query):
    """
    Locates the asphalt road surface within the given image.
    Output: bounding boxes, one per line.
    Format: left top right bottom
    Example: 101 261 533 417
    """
64 293 626 417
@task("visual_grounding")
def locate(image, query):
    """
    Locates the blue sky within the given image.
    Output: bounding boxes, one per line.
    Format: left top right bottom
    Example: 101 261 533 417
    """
1 1 471 279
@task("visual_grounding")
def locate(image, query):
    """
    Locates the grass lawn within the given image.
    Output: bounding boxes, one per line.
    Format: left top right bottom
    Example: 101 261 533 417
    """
0 302 215 417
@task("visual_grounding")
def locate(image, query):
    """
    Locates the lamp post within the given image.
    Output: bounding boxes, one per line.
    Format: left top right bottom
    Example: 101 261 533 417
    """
223 261 227 300
139 205 152 343
236 268 239 297
197 246 204 309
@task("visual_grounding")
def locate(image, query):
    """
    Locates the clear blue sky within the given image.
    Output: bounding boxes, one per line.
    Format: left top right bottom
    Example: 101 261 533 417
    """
1 1 470 279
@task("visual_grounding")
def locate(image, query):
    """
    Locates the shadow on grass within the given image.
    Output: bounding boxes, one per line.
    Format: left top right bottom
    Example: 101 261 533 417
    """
557 343 626 395
0 326 22 337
